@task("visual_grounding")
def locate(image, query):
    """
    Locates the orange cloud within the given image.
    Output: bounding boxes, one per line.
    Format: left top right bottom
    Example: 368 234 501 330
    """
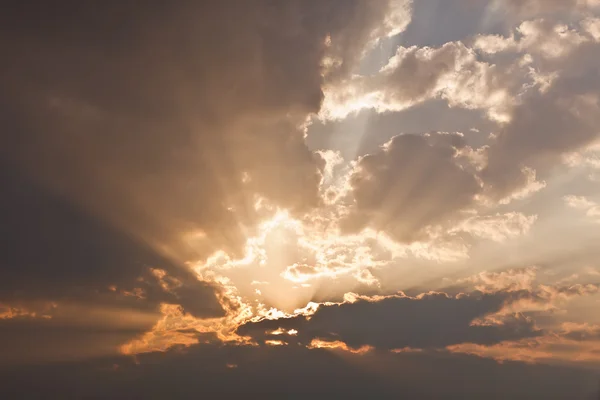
308 339 373 354
0 302 56 320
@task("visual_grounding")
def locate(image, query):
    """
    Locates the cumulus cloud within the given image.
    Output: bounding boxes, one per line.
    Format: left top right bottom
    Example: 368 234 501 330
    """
472 13 600 199
321 11 600 204
564 142 600 171
475 19 591 59
322 41 515 121
482 64 600 199
564 195 600 220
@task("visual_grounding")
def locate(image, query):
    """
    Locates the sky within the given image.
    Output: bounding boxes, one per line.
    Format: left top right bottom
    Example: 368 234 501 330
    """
1 0 600 398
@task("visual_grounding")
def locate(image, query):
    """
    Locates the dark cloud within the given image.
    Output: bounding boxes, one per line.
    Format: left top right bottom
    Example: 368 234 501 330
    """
340 132 481 242
0 162 223 318
0 0 403 263
1 340 598 400
0 316 152 366
0 161 225 364
237 290 541 350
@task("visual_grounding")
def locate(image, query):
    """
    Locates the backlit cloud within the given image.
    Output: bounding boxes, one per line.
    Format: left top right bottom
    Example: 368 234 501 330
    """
237 289 544 350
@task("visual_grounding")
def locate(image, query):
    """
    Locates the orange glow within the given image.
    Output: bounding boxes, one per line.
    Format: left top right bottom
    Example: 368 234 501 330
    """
119 302 253 355
307 339 373 354
150 268 182 292
0 302 57 320
447 332 600 365
267 328 298 336
265 340 287 346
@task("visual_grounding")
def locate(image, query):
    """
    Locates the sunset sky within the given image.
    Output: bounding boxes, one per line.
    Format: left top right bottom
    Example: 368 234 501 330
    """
2 1 600 398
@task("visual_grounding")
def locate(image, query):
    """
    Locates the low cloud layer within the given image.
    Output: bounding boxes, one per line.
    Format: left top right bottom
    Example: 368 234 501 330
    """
237 290 543 350
3 341 599 400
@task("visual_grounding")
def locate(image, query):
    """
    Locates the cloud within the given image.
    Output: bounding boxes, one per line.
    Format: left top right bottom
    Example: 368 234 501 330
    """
451 212 537 242
3 340 599 400
482 62 600 199
454 267 600 316
583 17 600 41
2 2 600 394
321 41 514 121
237 290 543 350
475 285 599 321
449 322 600 367
473 14 600 200
0 301 158 365
0 164 224 319
340 133 481 243
564 195 600 221
238 263 600 356
1 0 410 265
189 206 398 314
320 13 600 205
0 0 414 360
0 301 56 320
456 267 539 293
563 142 600 174
281 263 321 283
561 322 600 342
475 19 591 59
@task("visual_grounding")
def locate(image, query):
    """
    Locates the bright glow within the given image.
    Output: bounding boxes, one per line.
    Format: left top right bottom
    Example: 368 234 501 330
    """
308 339 373 354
